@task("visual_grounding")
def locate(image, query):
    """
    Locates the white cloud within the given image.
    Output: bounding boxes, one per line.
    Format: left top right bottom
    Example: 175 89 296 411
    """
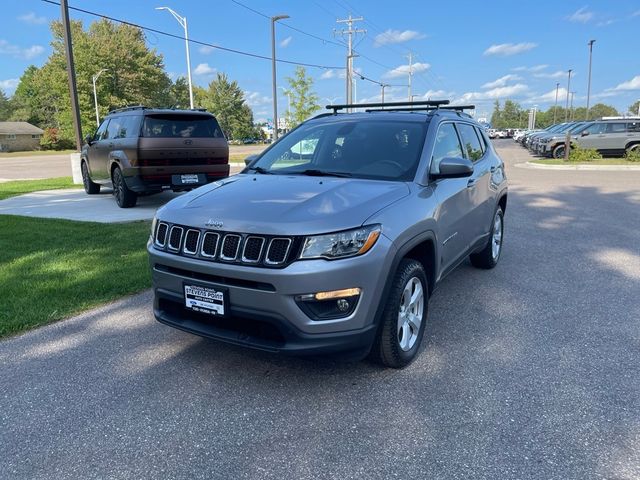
513 64 548 72
193 63 216 76
198 45 215 55
320 69 336 80
607 75 640 91
484 42 537 56
279 36 292 48
373 29 426 47
0 40 44 59
529 87 569 103
633 10 640 17
460 84 529 101
534 70 571 79
244 91 271 107
482 74 522 89
567 6 594 23
0 78 19 93
18 12 46 25
597 19 615 27
383 62 430 79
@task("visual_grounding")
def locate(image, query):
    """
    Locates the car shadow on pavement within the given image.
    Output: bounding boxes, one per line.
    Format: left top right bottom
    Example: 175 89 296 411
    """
1 185 639 479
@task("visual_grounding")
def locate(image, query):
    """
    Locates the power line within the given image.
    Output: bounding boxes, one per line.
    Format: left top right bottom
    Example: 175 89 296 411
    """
40 0 344 71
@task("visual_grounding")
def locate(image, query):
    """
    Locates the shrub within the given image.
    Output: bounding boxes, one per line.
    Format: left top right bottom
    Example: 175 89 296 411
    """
39 128 75 151
568 147 603 162
625 147 640 162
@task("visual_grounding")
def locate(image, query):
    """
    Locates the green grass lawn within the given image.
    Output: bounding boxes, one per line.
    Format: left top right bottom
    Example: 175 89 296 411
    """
530 158 640 166
0 177 78 201
0 215 152 337
0 149 76 158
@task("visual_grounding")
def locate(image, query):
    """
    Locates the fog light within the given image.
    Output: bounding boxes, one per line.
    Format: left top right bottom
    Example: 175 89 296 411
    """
336 299 350 312
295 288 361 321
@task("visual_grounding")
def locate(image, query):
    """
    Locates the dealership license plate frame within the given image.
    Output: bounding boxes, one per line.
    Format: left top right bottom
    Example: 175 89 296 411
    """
183 283 228 317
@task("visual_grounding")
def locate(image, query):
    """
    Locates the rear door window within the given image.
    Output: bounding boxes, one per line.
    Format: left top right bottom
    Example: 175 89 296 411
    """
474 126 487 154
605 123 627 133
142 115 224 138
116 115 141 138
457 123 484 161
627 121 640 133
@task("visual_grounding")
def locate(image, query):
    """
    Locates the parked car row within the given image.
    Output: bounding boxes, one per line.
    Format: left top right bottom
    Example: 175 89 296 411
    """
514 117 640 158
487 128 525 139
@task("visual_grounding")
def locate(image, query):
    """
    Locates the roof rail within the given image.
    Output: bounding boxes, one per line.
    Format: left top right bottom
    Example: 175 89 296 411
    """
365 104 476 113
108 105 147 114
326 99 450 113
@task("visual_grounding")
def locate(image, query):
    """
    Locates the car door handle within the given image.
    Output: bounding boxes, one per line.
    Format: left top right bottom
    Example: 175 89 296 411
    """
467 178 477 188
490 166 497 173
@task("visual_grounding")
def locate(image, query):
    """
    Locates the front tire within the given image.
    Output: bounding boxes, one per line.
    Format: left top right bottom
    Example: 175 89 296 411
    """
81 161 100 194
112 167 137 208
470 206 504 269
371 259 428 368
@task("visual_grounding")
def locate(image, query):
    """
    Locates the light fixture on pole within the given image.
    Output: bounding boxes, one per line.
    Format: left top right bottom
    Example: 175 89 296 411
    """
585 39 595 120
271 14 289 141
156 6 194 109
565 69 572 122
553 82 560 125
323 96 341 106
92 68 109 127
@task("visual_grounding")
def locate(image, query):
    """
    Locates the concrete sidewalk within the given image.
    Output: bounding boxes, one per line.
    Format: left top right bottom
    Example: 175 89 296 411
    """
0 188 181 222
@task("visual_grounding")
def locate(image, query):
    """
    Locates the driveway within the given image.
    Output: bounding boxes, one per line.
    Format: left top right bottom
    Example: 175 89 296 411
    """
1 140 639 479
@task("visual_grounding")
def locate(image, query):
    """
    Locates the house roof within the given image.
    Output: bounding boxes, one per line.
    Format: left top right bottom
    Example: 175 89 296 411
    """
0 122 45 135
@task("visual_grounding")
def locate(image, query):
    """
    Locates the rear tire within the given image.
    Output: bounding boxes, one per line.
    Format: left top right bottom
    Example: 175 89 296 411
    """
371 259 428 368
81 161 100 194
626 143 640 156
112 167 137 208
470 206 504 269
552 144 566 159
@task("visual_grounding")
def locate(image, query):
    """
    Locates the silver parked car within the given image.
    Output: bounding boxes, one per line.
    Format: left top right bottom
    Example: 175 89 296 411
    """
148 100 508 368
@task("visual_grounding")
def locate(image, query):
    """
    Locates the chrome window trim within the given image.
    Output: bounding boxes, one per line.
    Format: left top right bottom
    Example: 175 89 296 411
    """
265 237 292 265
241 236 265 263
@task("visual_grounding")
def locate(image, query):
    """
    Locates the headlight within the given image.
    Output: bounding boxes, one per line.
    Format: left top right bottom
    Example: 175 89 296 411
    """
300 225 381 260
150 215 158 241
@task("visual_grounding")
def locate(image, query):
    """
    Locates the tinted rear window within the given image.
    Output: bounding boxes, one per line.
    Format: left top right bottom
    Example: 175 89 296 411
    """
142 114 224 138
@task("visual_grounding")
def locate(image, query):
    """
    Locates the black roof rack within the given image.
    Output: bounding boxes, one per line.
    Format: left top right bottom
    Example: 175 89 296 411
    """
326 100 450 113
108 105 147 114
364 104 476 113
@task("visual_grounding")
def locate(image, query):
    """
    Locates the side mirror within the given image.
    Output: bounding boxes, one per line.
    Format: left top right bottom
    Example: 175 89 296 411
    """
432 157 474 179
581 131 590 137
84 134 94 145
244 154 259 166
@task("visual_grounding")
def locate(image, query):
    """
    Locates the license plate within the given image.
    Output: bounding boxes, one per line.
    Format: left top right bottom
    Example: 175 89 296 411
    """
184 284 227 316
180 174 200 184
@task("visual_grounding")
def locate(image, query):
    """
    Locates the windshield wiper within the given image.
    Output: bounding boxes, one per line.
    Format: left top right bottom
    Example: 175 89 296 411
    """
297 169 352 178
247 166 274 175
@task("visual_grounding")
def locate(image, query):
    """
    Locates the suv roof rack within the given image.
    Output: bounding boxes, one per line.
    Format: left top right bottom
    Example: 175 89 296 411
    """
108 105 147 114
365 104 476 113
326 100 450 113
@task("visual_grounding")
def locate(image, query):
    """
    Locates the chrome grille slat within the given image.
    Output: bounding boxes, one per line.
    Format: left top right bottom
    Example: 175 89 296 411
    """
201 232 220 258
167 226 184 251
183 229 200 255
265 238 292 265
220 234 241 260
241 236 265 263
155 222 169 247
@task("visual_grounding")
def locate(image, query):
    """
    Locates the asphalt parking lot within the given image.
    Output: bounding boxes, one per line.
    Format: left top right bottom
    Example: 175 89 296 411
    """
1 139 639 479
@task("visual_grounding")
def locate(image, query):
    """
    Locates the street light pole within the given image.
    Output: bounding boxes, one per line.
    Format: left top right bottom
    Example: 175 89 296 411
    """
92 69 108 127
553 82 560 124
585 39 595 120
565 69 573 122
271 14 289 141
570 91 575 121
156 7 194 109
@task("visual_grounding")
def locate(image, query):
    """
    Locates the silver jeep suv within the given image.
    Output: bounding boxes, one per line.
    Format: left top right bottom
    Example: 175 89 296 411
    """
148 100 508 368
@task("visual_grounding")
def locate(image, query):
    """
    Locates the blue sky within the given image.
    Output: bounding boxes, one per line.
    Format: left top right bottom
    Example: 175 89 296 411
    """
1 0 639 121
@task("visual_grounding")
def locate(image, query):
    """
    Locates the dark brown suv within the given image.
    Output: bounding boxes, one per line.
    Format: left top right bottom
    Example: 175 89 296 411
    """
81 106 229 208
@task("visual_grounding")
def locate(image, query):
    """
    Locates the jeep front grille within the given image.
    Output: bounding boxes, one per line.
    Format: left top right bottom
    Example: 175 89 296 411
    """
154 223 296 268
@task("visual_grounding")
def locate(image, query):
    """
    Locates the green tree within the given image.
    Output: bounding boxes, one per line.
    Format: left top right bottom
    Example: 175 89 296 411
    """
587 103 618 119
11 19 173 143
0 90 12 121
198 73 254 139
284 66 320 128
490 100 501 128
168 77 191 109
628 101 639 116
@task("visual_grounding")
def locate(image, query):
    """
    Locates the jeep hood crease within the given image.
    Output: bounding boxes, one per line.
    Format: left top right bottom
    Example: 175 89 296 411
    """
160 174 410 236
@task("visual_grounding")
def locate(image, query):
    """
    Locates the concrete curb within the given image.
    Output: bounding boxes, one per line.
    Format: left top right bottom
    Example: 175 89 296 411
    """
516 161 640 171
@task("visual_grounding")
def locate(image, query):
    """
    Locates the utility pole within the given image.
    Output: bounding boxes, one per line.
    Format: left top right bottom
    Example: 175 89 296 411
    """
406 52 414 101
60 0 83 150
585 39 595 120
570 91 576 121
553 82 560 124
381 84 388 106
92 69 108 127
565 69 573 122
270 14 289 140
336 15 365 110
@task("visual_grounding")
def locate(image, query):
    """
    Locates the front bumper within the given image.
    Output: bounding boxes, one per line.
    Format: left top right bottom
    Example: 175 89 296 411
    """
148 235 396 354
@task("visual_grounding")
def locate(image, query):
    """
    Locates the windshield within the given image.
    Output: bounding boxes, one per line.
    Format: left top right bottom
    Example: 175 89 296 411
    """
249 119 427 181
142 114 224 138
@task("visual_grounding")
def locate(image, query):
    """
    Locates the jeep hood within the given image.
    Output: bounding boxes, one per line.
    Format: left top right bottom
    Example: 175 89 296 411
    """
159 174 410 235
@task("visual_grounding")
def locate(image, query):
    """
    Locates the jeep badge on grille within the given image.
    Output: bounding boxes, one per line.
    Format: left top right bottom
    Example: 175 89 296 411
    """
205 219 223 228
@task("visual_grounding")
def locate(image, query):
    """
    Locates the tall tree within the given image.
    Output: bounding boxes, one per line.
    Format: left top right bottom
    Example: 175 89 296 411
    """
10 19 173 141
490 100 501 128
628 101 639 116
198 73 254 140
284 67 320 128
0 90 12 121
